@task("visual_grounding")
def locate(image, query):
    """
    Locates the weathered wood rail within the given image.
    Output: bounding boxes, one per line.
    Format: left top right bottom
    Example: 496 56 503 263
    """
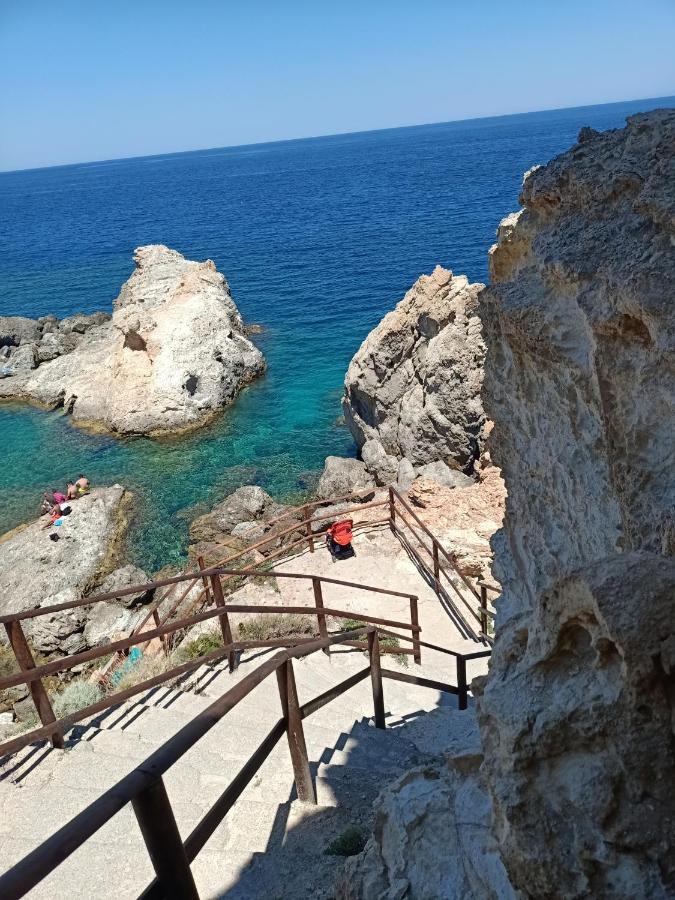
0 625 490 899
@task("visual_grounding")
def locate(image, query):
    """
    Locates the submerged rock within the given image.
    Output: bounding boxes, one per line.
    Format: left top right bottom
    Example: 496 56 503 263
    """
343 266 486 472
0 246 266 436
477 109 675 897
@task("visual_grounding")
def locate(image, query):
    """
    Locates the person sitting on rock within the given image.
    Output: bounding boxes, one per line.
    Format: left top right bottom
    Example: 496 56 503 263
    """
75 474 90 495
52 487 67 505
40 492 52 516
66 482 78 500
42 503 62 529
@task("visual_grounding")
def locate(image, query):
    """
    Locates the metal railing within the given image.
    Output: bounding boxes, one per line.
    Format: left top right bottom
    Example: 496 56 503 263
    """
0 565 421 757
143 486 495 658
0 625 490 900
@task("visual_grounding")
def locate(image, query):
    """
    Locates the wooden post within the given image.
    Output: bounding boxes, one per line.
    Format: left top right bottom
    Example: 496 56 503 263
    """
457 655 468 711
152 609 169 657
367 630 386 729
209 573 236 672
479 584 488 637
303 505 315 553
132 777 199 899
276 659 316 803
388 486 396 532
4 621 63 749
432 540 441 592
198 555 212 606
409 596 421 665
312 577 329 653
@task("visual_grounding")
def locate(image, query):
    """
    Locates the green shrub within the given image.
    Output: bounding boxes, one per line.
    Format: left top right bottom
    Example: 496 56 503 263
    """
238 614 316 642
325 825 367 857
52 681 102 719
180 629 224 660
114 653 181 692
336 620 408 666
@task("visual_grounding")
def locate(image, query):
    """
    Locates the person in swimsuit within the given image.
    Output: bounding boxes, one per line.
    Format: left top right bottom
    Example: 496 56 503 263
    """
52 488 67 505
75 474 90 495
66 482 78 500
40 492 52 516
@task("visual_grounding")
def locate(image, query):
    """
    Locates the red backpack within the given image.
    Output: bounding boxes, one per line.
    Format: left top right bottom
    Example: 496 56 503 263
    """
328 519 353 546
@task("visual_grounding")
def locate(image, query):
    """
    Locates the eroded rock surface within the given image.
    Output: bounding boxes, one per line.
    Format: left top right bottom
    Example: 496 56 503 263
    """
338 710 516 900
189 485 300 565
0 246 265 435
343 266 486 472
317 456 376 499
0 487 145 657
477 109 675 898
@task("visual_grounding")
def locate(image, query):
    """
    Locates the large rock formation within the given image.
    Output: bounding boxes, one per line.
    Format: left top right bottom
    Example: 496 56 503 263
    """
343 266 486 473
339 710 516 899
0 487 156 659
476 109 675 897
0 246 265 435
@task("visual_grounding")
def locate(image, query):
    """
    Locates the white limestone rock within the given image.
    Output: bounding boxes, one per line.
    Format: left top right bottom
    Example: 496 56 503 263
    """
338 718 517 900
317 456 376 499
476 109 675 898
343 266 486 472
0 246 266 435
0 487 133 655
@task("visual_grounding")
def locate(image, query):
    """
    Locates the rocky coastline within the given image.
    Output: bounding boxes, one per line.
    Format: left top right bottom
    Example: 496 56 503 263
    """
0 245 266 436
0 109 673 898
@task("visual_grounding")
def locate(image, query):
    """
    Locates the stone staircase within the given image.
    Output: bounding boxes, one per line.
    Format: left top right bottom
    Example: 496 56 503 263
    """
0 645 468 899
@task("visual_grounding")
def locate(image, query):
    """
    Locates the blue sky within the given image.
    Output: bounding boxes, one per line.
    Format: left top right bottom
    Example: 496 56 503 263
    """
1 0 674 171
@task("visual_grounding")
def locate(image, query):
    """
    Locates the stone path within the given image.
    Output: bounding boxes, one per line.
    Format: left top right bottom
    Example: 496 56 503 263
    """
0 645 477 899
0 525 489 898
275 525 490 682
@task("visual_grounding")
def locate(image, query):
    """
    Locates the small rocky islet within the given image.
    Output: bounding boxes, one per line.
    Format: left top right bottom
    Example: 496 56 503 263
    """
1 109 674 898
0 244 266 436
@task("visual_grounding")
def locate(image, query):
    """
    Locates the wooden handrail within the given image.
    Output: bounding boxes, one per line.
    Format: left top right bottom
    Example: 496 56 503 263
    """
389 486 481 601
0 618 488 899
0 601 419 693
0 561 415 627
0 627 377 900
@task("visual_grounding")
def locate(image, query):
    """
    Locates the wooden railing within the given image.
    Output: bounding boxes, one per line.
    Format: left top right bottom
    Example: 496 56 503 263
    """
386 487 495 642
123 488 389 660
138 485 494 662
0 625 490 900
0 565 421 757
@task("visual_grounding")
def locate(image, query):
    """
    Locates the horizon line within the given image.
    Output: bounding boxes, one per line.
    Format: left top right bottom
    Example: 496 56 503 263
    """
2 92 674 176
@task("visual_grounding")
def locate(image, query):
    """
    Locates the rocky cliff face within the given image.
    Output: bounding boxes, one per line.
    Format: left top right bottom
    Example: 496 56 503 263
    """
476 109 675 897
342 266 486 475
0 246 265 435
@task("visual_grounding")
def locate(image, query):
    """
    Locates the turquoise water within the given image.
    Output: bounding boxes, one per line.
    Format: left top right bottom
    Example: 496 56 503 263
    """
1 97 672 571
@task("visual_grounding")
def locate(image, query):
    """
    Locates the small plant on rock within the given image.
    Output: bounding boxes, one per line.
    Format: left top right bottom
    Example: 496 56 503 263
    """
52 681 102 719
325 824 367 857
238 614 316 642
180 629 224 660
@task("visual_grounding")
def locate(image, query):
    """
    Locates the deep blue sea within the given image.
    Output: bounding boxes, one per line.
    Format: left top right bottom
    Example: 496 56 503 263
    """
1 96 672 571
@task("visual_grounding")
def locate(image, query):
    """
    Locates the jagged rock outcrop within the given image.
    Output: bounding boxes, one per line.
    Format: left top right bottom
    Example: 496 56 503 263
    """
188 485 302 565
476 109 675 898
407 462 505 580
0 246 265 435
338 710 516 899
343 266 486 473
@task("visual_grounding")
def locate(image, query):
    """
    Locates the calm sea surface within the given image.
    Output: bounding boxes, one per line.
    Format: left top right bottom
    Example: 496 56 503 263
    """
1 97 672 570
